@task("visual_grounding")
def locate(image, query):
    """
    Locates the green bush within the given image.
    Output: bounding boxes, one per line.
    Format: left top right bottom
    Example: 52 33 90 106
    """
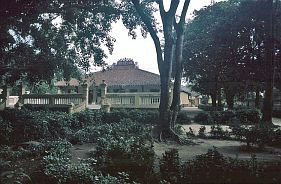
72 110 103 129
198 126 206 138
198 104 215 111
176 111 192 124
235 108 261 124
41 140 132 184
0 117 12 145
160 149 181 183
181 149 281 183
209 125 230 139
182 148 229 183
194 109 261 125
194 112 211 124
89 119 154 182
231 125 280 148
0 110 75 144
126 109 159 124
210 110 236 124
186 127 195 138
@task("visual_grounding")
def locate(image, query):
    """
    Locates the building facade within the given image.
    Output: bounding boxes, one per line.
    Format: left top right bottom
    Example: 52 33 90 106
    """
55 59 200 109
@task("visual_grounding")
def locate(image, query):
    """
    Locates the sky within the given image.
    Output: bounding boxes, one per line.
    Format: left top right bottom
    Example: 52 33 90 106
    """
101 0 219 74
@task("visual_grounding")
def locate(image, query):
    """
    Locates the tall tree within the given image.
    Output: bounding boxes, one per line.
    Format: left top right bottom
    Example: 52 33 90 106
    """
262 0 275 123
183 0 280 116
0 0 120 85
130 0 191 140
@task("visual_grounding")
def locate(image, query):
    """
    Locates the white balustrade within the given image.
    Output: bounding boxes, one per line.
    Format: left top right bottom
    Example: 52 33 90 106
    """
109 96 135 105
106 92 160 108
22 94 85 106
24 98 49 104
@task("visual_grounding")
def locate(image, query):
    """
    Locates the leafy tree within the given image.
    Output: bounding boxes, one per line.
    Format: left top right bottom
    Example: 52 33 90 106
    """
129 0 191 140
0 0 121 105
183 0 280 119
0 0 120 85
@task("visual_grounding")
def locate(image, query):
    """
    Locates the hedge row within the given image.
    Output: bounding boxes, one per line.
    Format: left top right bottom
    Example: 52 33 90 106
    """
194 108 261 125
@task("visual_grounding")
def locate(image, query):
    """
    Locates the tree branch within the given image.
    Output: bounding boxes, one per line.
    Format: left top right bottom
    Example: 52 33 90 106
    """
168 0 180 16
157 0 166 18
174 0 190 32
131 0 163 72
179 0 190 25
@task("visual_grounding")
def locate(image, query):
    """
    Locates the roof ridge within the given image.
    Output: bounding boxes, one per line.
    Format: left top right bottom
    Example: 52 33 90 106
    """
135 68 160 76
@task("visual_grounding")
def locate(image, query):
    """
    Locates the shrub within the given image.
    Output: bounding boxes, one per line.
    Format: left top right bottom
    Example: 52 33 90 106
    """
210 110 236 124
0 110 75 144
0 167 31 184
0 117 12 145
176 111 192 124
198 104 215 111
72 110 103 129
231 125 278 148
194 112 211 124
186 127 195 138
209 125 230 139
198 126 206 138
42 140 132 183
160 149 181 183
194 109 261 125
181 149 281 183
93 136 154 182
89 119 154 182
126 109 159 124
175 124 184 135
235 108 261 124
182 148 229 183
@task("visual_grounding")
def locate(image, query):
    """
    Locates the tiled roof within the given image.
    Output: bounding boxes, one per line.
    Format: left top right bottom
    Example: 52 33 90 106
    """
55 62 160 87
90 67 160 86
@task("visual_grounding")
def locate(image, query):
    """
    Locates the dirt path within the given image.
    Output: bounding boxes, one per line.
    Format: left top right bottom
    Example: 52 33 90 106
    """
69 143 96 163
69 139 281 165
154 139 281 162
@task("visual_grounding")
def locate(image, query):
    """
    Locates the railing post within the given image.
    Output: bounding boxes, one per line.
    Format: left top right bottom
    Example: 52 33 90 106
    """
100 80 107 98
100 80 110 112
81 84 88 107
135 94 141 108
49 95 54 106
14 82 26 109
92 82 97 104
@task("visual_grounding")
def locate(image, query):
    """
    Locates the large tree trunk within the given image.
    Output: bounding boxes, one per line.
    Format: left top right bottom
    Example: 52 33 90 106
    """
225 92 235 110
170 25 185 132
255 86 260 108
132 0 191 141
262 0 274 124
217 87 222 109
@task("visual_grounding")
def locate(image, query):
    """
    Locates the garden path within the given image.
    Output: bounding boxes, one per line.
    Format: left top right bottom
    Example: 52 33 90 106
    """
153 139 281 163
69 139 281 165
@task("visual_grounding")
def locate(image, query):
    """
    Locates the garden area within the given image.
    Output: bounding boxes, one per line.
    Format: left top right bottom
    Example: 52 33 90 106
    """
1 108 281 184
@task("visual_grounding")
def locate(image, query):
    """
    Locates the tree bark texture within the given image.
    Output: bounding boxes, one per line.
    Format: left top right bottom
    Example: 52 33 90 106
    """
255 86 260 108
262 0 274 124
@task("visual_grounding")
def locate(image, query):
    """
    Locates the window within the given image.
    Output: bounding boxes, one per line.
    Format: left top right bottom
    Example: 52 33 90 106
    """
129 89 138 92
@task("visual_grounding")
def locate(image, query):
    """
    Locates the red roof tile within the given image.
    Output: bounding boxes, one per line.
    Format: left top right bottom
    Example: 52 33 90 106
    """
90 66 160 86
55 60 160 87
